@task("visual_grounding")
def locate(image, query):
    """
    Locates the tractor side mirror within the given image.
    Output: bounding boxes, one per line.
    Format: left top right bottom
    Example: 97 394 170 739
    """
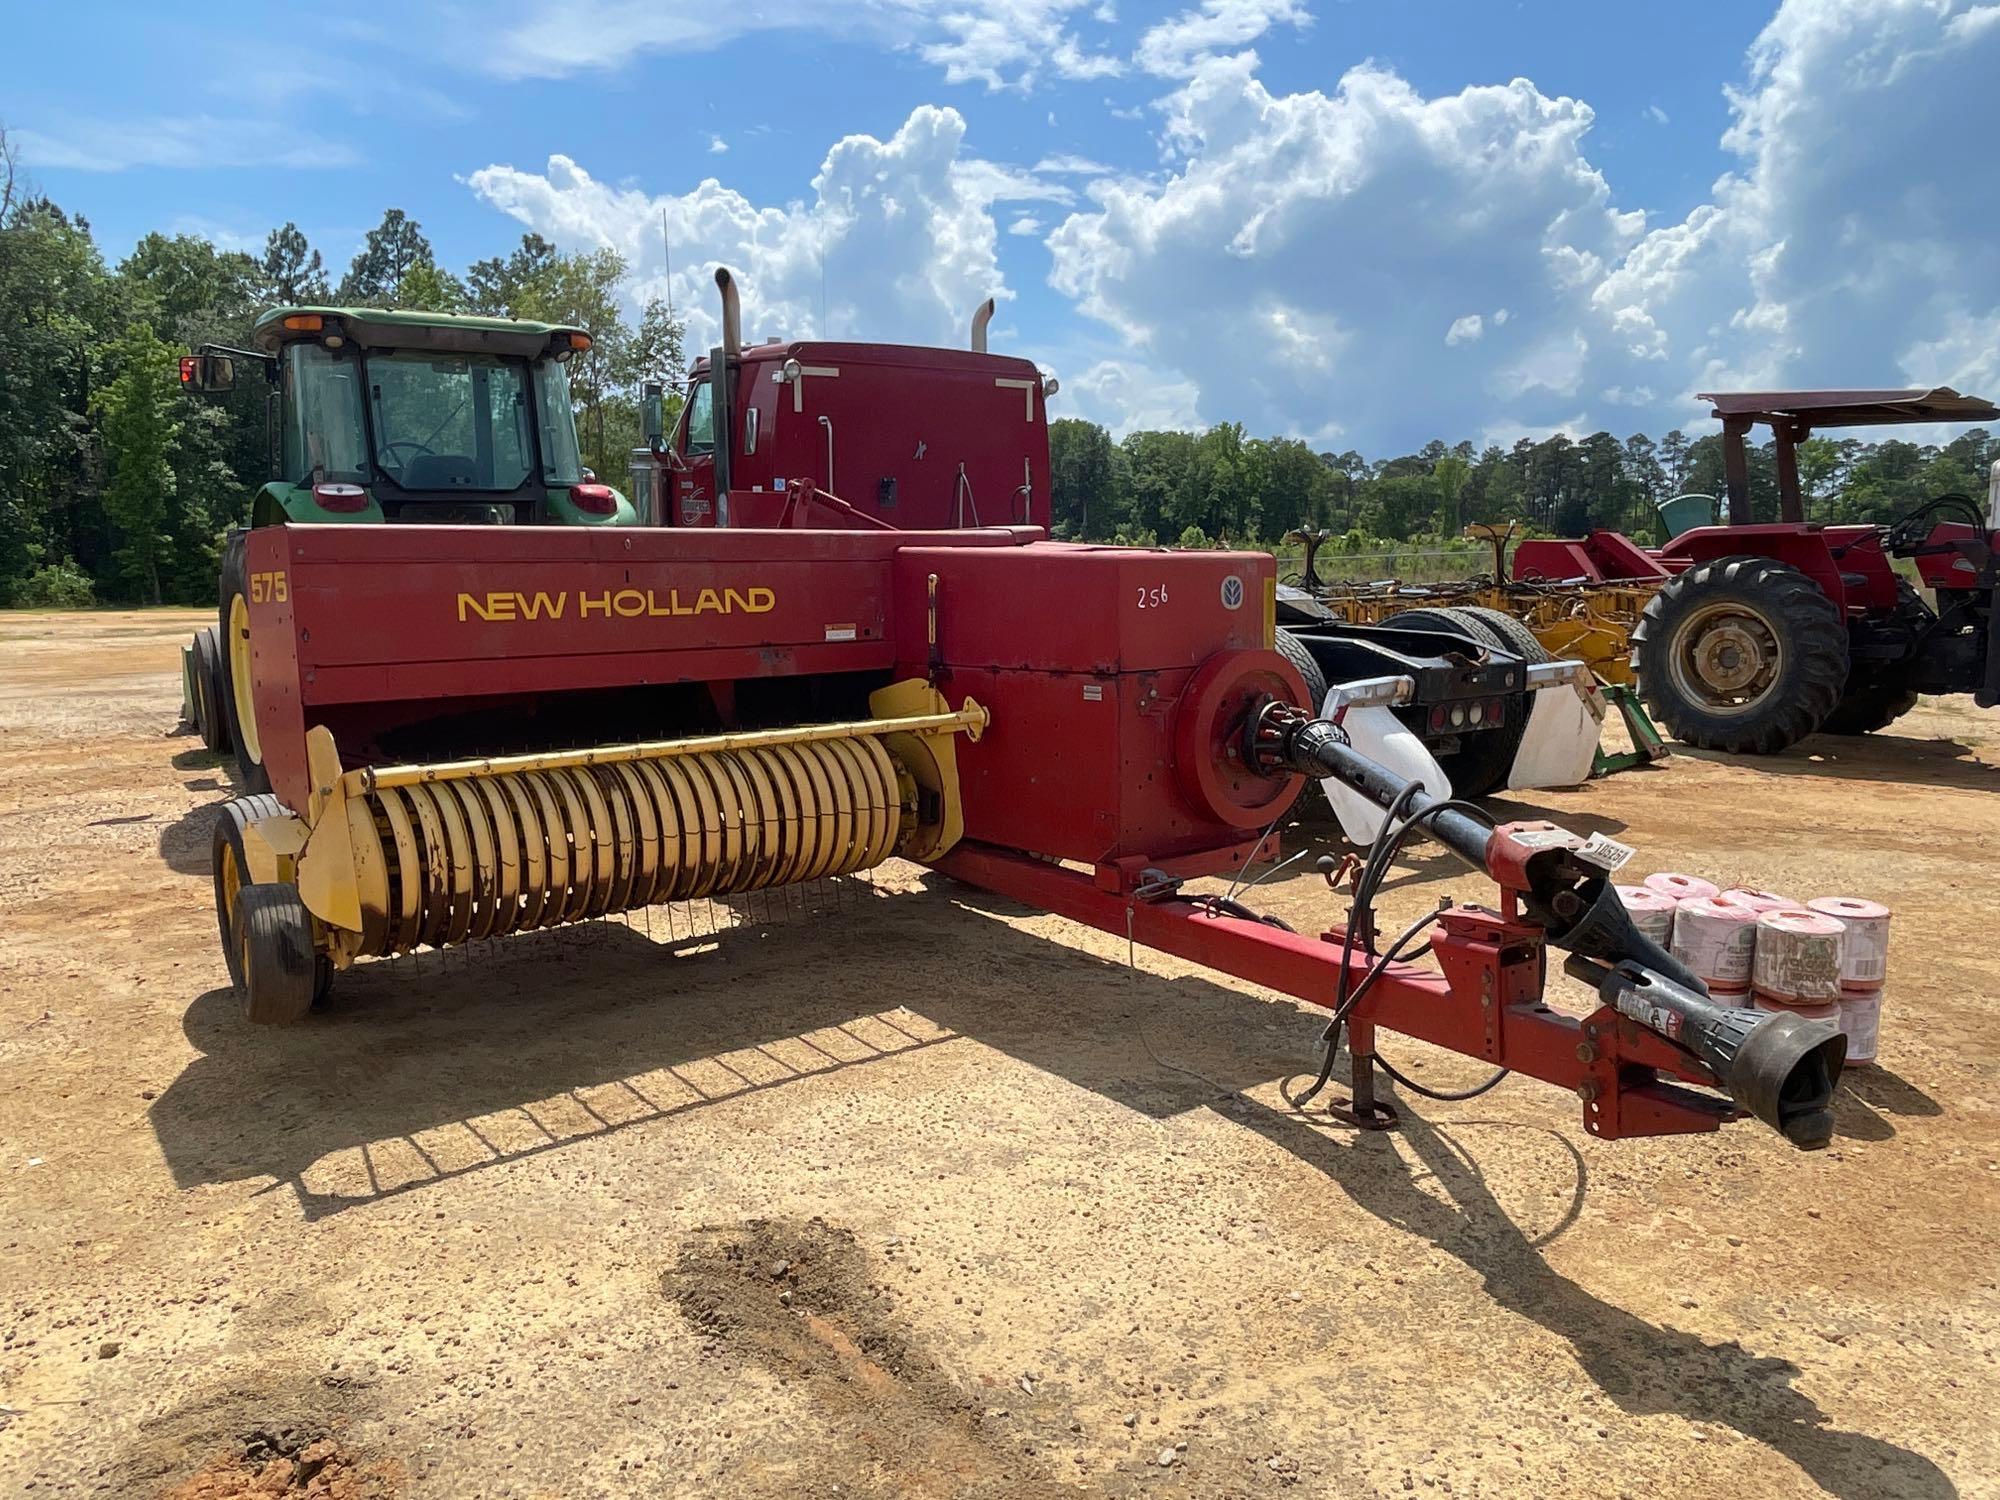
179 354 236 393
641 382 665 448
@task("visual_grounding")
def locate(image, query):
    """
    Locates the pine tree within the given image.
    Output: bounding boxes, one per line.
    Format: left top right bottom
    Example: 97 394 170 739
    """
261 222 329 305
338 210 433 304
96 322 178 604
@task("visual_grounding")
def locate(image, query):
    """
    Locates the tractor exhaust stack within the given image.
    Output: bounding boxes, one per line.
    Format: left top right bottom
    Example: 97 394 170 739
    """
970 297 995 353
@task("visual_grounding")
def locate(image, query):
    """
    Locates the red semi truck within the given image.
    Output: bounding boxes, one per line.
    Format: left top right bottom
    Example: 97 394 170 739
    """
625 271 1602 818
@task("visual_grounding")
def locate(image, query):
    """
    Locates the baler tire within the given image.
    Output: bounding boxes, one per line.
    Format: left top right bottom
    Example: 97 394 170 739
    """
1632 555 1848 755
1820 679 1920 736
1275 628 1329 716
217 535 270 793
212 793 285 992
231 883 317 1026
1388 606 1517 798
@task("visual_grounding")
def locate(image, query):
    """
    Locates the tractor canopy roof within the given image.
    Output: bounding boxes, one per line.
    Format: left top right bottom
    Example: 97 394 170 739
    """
251 305 588 360
1698 386 2000 430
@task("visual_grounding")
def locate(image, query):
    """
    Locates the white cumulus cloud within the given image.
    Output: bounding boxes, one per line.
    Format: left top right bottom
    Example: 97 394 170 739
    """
1048 55 1642 446
466 106 1065 356
1135 0 1310 77
1047 0 2000 446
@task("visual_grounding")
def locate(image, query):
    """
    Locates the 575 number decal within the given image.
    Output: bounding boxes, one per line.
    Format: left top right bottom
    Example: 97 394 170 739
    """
1135 583 1170 609
249 570 289 604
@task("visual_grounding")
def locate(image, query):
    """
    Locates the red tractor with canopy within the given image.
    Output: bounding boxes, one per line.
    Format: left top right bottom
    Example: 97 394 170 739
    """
1550 388 1999 754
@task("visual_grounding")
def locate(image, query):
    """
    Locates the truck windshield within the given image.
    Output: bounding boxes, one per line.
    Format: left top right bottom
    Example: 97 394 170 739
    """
283 344 369 483
532 358 585 485
367 351 533 491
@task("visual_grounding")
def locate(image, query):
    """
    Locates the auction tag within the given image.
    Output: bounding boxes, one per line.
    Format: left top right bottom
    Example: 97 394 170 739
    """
1576 831 1636 872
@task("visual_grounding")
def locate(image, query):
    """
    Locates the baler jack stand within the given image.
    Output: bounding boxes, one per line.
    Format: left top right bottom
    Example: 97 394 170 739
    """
1325 1042 1399 1132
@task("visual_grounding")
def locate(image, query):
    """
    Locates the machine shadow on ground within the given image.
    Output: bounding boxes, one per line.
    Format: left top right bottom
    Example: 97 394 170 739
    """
148 873 1951 1500
1673 729 1999 792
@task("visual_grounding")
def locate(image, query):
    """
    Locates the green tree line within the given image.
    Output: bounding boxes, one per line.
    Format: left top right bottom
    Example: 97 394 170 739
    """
1049 418 1999 552
3 131 1995 608
0 142 683 607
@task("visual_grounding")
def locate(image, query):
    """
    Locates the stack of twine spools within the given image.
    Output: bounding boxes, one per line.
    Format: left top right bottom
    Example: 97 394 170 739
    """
1612 874 1890 1066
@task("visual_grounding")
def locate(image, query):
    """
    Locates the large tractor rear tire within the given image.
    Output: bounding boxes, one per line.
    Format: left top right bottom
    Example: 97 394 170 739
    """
1388 606 1521 797
1632 555 1848 755
217 534 270 792
1820 678 1920 735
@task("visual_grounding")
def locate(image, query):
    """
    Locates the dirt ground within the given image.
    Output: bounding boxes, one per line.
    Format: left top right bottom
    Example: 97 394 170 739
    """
1 608 1995 1500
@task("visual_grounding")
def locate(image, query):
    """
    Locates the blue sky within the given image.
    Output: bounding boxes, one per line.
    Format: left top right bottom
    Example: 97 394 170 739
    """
11 1 1999 451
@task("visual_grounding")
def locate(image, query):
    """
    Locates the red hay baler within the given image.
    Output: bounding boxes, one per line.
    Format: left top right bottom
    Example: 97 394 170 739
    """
206 510 1844 1153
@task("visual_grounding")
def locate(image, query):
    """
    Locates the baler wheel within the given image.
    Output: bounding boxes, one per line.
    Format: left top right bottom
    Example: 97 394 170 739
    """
1275 628 1329 716
213 793 285 991
230 883 317 1026
1632 555 1847 755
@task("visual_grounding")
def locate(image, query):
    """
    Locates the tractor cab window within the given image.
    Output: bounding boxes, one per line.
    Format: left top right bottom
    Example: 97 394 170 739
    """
681 378 714 456
367 351 532 492
282 344 368 484
532 358 585 485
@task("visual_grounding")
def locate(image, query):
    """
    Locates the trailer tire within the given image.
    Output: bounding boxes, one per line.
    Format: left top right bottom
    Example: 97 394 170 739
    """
1386 606 1519 797
1275 628 1329 716
231 883 317 1026
1632 555 1847 755
1820 679 1920 736
217 534 270 792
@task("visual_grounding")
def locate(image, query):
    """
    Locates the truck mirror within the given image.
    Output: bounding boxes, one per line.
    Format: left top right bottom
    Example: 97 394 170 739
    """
178 354 236 393
641 382 665 447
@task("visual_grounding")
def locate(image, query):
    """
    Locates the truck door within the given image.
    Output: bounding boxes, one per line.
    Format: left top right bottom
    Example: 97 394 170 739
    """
671 377 718 526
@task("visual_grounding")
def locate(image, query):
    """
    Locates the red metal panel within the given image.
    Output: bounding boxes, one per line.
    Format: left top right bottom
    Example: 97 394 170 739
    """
891 542 1274 673
684 342 1053 532
1660 524 1888 610
1915 523 1990 590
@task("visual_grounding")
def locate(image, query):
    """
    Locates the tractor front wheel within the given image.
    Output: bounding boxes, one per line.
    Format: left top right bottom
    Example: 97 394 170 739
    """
1632 555 1848 755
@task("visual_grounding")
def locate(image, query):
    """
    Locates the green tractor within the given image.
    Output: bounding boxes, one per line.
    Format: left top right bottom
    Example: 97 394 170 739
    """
179 305 639 789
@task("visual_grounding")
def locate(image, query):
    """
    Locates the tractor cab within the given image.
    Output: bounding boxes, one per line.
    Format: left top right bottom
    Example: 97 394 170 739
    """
183 307 637 528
